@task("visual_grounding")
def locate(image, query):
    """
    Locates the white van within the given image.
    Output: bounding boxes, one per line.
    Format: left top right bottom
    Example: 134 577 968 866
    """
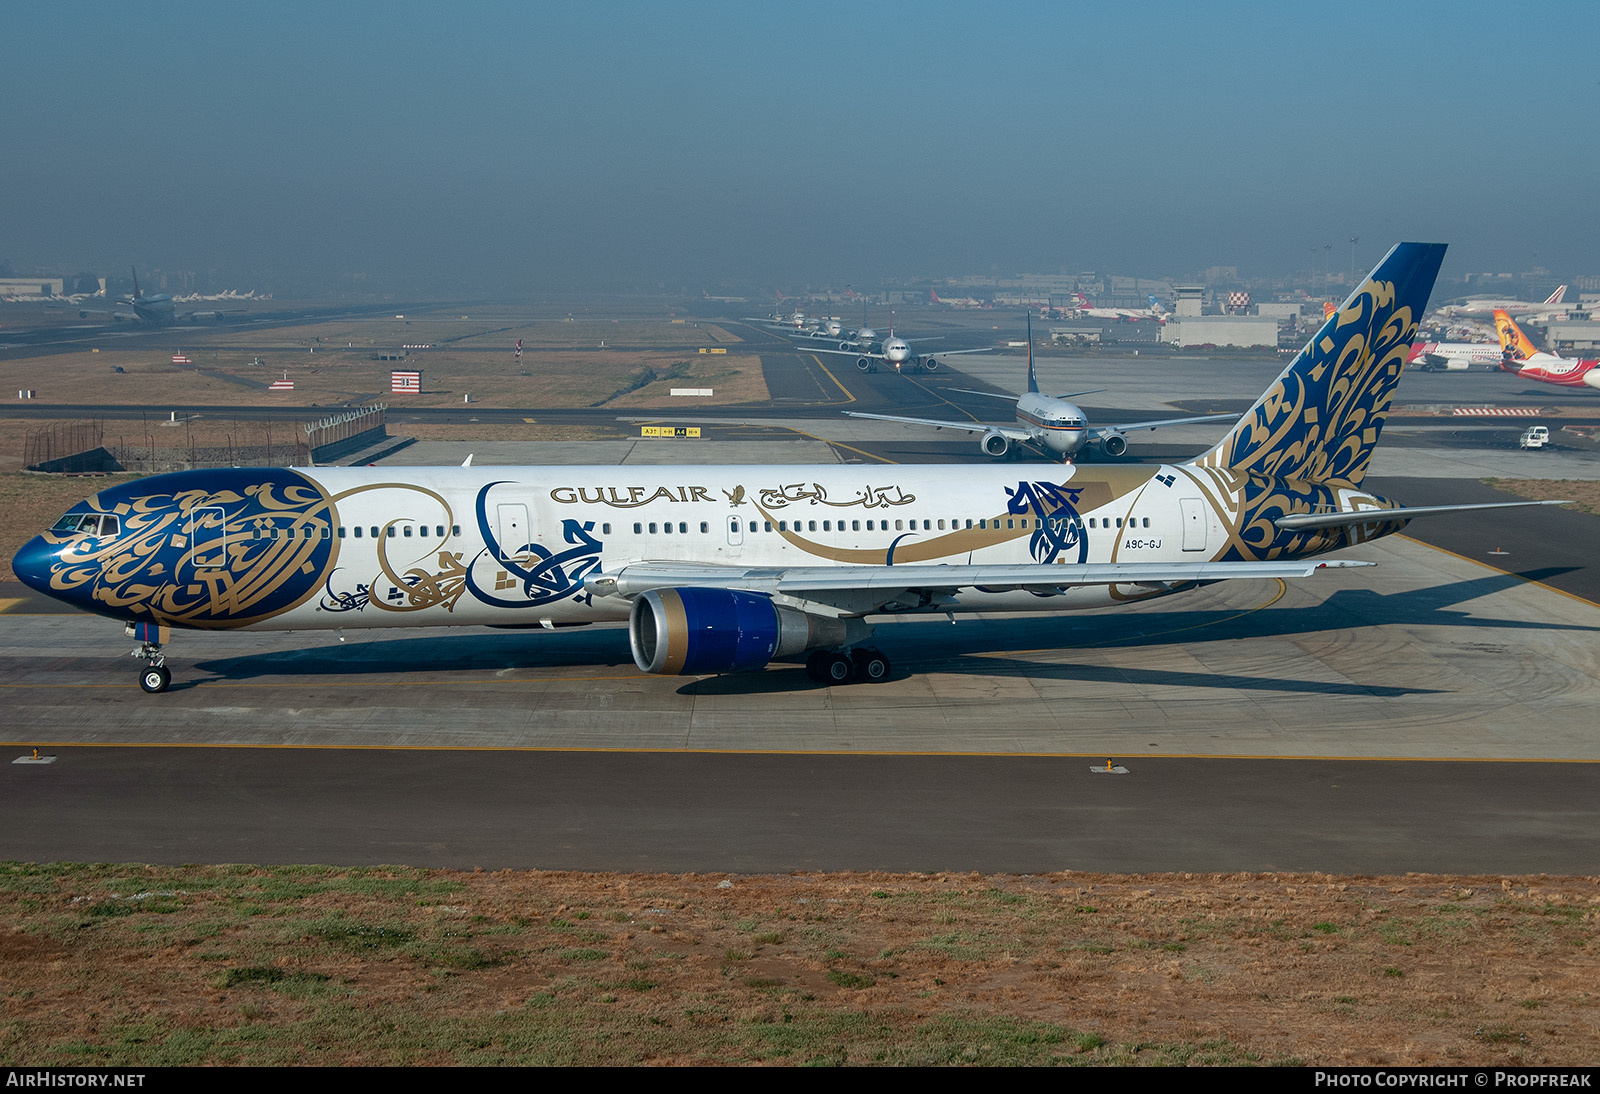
1519 426 1550 450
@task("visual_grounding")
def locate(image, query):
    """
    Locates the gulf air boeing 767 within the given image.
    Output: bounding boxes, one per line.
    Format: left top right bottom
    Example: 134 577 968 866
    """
12 244 1565 692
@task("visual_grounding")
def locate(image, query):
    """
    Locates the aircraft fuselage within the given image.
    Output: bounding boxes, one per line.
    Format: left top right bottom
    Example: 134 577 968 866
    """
13 461 1398 635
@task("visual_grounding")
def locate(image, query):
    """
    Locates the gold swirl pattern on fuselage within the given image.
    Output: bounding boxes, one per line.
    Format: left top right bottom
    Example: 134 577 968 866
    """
44 471 340 627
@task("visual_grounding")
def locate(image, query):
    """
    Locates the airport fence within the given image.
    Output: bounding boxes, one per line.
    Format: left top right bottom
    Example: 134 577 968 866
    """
302 404 387 464
102 416 311 473
24 421 104 469
26 407 391 474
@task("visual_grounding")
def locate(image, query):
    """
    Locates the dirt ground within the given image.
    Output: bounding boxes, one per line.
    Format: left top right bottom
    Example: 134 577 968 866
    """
0 865 1595 1066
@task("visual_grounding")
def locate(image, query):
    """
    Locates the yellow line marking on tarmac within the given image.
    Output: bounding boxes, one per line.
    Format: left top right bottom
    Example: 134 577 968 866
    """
0 673 656 689
1397 534 1600 609
0 599 23 614
4 740 1597 762
807 354 856 404
774 425 896 465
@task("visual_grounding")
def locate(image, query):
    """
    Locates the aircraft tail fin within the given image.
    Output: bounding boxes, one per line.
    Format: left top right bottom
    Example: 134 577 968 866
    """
1494 309 1540 360
131 266 141 300
1545 285 1568 306
1194 242 1446 487
1026 314 1038 394
1323 301 1337 320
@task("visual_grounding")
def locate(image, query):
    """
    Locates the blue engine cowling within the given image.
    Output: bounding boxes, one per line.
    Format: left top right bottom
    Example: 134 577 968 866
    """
629 587 845 675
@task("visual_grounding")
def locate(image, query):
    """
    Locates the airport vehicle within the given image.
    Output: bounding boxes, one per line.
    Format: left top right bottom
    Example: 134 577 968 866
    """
1438 285 1568 322
13 243 1566 693
1519 426 1549 450
1405 340 1502 371
67 267 235 325
841 318 1234 460
1493 309 1600 389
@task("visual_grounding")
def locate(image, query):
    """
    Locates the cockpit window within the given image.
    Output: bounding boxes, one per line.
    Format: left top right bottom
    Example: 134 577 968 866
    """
52 514 119 536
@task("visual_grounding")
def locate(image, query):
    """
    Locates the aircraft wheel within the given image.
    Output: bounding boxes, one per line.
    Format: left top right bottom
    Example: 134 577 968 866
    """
818 652 853 685
805 651 830 683
851 649 891 683
139 665 171 694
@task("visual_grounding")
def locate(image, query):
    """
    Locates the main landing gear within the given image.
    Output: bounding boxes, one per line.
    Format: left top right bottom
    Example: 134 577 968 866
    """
134 640 170 693
805 648 891 685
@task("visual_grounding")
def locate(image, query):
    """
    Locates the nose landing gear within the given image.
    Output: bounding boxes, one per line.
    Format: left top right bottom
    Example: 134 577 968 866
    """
128 622 171 692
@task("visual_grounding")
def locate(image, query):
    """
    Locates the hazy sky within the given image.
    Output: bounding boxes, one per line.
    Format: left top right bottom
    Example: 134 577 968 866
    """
4 1 1598 294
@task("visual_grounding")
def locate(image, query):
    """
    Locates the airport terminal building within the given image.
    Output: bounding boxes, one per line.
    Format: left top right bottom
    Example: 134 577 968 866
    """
1160 315 1279 348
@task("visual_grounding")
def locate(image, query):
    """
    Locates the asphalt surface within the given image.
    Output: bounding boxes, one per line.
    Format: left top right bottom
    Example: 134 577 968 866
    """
6 748 1596 873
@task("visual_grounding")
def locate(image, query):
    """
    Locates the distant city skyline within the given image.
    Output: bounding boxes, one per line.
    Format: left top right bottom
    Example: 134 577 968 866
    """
4 2 1598 297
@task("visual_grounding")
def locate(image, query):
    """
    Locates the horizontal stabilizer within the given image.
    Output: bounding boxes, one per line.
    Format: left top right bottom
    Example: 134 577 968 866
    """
1273 499 1568 531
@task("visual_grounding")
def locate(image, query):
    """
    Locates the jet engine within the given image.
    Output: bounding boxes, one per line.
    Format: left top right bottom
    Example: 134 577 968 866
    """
1099 431 1128 457
980 431 1010 457
920 356 939 371
855 357 873 371
629 587 848 676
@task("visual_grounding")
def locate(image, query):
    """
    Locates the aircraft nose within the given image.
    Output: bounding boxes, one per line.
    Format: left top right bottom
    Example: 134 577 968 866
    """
1584 372 1600 390
11 535 56 594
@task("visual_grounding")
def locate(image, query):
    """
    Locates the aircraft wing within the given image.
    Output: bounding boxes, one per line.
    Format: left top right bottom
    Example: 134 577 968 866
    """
175 307 247 322
804 345 993 361
1091 412 1238 437
945 387 1106 401
806 346 886 359
588 559 1369 613
49 301 136 322
841 411 1029 439
946 388 1024 401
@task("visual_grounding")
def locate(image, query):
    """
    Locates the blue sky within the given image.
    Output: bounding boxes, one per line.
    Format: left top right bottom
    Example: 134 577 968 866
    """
4 1 1597 293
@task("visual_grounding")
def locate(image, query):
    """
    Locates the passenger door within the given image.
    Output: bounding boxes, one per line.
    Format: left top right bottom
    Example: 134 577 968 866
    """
1180 497 1207 552
189 506 226 568
495 503 529 560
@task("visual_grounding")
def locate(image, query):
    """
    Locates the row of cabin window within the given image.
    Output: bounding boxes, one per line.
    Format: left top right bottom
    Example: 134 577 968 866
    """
251 524 464 541
250 514 1157 541
629 516 1153 535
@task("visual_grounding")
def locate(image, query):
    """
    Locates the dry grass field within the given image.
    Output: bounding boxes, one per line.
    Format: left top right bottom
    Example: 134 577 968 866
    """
0 865 1594 1066
1487 477 1600 517
0 312 764 413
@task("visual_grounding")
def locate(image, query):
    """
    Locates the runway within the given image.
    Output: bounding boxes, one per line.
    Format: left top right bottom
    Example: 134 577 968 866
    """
4 311 1599 872
5 748 1596 874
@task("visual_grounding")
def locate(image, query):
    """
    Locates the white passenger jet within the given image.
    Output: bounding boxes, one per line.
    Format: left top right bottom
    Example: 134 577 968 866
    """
842 318 1235 459
795 314 991 373
1436 285 1568 322
67 267 238 325
14 243 1566 693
